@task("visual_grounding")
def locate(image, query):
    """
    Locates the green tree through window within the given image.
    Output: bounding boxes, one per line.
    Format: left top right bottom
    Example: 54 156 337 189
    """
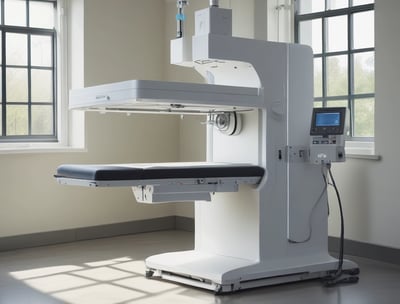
0 0 57 142
295 0 375 139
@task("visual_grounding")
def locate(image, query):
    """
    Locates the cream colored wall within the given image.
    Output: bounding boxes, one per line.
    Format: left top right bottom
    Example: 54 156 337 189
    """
328 0 400 249
84 0 165 85
81 0 180 225
0 0 180 237
8 0 397 250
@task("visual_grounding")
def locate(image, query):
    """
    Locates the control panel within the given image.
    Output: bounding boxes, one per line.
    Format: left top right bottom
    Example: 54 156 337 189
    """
309 107 347 165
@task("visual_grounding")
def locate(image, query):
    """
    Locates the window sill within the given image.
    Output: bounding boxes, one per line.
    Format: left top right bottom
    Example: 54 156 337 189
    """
345 141 381 160
0 143 87 154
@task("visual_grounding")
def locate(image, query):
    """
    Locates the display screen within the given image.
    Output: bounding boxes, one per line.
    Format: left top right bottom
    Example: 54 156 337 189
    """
310 107 346 135
315 112 341 127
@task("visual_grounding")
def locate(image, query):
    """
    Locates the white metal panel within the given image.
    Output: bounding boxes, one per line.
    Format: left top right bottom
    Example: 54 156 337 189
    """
69 80 264 113
286 44 329 244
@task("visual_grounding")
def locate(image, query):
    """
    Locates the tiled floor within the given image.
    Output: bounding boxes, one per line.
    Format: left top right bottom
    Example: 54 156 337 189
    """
0 230 399 304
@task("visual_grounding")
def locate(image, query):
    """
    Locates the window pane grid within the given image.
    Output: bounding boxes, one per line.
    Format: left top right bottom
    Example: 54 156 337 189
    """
0 0 57 141
296 1 374 139
296 3 374 19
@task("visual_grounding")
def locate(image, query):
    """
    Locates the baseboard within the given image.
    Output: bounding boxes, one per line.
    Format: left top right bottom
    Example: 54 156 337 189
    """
1 216 399 266
329 236 400 266
0 216 176 252
175 216 195 232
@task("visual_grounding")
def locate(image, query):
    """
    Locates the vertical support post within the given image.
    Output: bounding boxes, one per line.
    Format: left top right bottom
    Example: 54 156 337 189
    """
176 1 189 38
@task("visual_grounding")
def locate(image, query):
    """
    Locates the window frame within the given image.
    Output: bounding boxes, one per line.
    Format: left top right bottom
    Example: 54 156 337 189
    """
0 0 58 143
294 1 375 141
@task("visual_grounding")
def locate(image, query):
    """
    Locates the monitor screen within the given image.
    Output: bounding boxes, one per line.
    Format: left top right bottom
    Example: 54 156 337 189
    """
315 112 341 127
310 107 346 135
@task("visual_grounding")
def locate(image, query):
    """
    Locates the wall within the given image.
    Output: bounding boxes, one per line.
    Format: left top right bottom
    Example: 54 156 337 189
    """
4 0 395 251
328 0 400 249
0 0 180 237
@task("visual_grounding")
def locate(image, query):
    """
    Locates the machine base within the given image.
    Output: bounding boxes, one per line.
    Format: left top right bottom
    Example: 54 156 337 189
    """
145 250 359 293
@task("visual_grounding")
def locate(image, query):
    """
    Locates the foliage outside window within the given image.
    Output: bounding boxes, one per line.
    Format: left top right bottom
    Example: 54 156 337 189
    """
0 0 57 142
295 0 375 139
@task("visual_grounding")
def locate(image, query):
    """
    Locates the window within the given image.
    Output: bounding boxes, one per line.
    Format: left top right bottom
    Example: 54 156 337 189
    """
0 0 57 142
295 0 375 140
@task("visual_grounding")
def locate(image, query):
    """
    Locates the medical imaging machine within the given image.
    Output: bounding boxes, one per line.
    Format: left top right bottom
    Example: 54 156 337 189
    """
55 0 359 293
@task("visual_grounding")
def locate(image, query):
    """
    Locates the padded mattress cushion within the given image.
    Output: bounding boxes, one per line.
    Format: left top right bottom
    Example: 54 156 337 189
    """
55 163 265 181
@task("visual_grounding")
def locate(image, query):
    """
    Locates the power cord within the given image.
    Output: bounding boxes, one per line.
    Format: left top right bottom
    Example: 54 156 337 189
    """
321 163 359 287
287 161 359 285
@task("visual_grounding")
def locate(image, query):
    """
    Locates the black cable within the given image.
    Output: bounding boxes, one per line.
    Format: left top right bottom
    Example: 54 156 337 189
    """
328 164 344 277
322 163 358 287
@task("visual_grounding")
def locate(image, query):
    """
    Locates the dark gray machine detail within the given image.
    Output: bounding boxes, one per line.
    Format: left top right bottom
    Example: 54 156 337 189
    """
55 163 265 181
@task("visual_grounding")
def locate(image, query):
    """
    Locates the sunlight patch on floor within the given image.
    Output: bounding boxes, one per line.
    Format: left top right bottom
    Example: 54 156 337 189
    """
7 257 203 304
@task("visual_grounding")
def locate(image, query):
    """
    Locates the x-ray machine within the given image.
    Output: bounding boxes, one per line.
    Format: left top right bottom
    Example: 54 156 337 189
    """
55 0 358 293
